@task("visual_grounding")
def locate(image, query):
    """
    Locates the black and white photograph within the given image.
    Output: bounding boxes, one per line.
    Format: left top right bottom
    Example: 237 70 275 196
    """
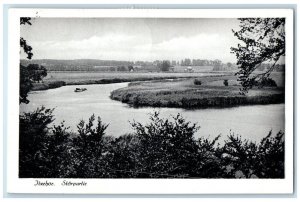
19 16 286 179
5 8 294 194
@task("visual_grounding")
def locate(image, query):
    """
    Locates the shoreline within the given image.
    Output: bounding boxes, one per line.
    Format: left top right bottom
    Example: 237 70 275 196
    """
31 74 284 109
109 77 284 109
110 92 284 109
31 73 232 91
31 76 197 91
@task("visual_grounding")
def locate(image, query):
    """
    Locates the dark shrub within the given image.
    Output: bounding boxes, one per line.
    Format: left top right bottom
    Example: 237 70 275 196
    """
223 79 229 86
252 77 277 87
194 79 202 85
221 131 284 178
48 81 66 89
19 106 55 177
71 114 109 178
19 109 284 179
130 112 200 178
260 77 277 87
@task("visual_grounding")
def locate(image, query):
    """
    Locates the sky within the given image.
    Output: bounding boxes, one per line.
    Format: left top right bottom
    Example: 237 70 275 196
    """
20 18 241 62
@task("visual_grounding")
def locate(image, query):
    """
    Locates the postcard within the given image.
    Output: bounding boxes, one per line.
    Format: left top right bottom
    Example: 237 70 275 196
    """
6 8 294 194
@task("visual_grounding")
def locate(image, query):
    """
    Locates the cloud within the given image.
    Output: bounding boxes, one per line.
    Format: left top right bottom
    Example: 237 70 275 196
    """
144 33 238 61
29 32 238 62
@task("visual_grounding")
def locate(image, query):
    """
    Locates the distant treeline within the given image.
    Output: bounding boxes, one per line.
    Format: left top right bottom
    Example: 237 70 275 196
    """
20 59 134 72
212 61 285 72
20 59 285 72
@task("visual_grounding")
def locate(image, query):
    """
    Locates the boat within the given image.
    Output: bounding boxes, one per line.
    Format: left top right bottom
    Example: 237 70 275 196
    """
74 88 87 92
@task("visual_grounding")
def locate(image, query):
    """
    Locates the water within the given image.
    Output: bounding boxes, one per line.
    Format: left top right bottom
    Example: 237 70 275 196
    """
20 83 285 143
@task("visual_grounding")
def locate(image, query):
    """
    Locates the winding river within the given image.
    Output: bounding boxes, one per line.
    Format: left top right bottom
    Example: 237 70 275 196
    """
20 83 285 143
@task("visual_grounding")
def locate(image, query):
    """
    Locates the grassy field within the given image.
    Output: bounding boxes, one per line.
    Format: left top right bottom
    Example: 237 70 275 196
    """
44 71 230 83
110 73 284 109
43 71 284 84
32 71 231 90
172 65 214 72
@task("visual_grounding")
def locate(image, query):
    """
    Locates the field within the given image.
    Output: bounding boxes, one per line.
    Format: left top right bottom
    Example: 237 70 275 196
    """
32 71 230 90
172 65 214 72
44 71 230 83
110 72 285 109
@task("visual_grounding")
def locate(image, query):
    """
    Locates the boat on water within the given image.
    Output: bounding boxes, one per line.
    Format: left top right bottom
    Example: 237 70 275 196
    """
74 88 87 92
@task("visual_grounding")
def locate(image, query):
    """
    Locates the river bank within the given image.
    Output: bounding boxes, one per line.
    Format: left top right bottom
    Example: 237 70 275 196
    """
110 76 284 109
31 77 191 91
31 72 232 91
32 71 233 91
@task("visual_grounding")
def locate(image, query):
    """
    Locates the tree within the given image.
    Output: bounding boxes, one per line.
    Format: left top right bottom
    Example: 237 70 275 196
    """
128 65 134 71
20 17 47 104
20 64 47 104
20 18 33 59
117 66 126 71
182 58 191 66
231 18 285 92
223 79 229 86
212 59 223 71
109 66 116 72
160 60 171 72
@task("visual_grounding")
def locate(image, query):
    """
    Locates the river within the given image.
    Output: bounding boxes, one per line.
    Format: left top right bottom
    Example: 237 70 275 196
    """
20 83 285 143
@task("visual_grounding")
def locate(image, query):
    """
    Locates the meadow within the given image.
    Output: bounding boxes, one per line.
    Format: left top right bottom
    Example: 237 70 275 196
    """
32 71 229 90
110 73 284 109
44 71 229 82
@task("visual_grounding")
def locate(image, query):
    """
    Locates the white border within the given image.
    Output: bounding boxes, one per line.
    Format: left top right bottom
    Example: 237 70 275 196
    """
6 8 294 194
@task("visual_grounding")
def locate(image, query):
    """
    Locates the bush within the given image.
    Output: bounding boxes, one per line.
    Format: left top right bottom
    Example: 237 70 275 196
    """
47 81 66 89
117 66 127 71
19 106 55 177
223 79 229 86
19 109 284 178
130 112 199 177
194 79 202 85
260 77 277 87
20 64 47 104
221 131 284 178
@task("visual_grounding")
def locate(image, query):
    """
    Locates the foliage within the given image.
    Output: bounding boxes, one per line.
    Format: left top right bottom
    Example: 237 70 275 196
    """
117 66 127 71
19 107 55 177
20 18 48 104
60 115 108 178
158 60 171 72
194 79 202 85
128 65 134 71
109 66 116 71
19 109 284 178
20 64 47 104
222 131 284 178
212 59 222 70
20 17 33 59
231 18 285 92
130 112 199 177
223 79 229 86
255 77 277 87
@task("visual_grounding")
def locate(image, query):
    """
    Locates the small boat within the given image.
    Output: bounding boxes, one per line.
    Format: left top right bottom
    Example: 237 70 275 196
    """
74 88 87 92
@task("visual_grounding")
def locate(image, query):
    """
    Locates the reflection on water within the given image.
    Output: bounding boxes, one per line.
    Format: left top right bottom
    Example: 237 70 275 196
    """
20 83 285 143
